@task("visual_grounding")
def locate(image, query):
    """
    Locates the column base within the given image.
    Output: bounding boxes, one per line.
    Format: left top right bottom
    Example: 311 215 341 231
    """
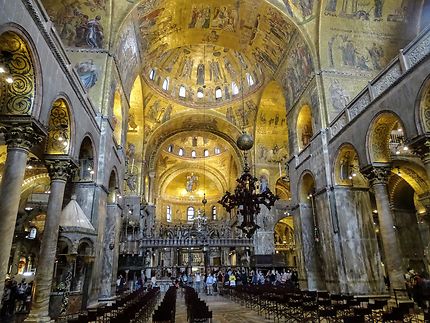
24 312 53 323
99 295 118 306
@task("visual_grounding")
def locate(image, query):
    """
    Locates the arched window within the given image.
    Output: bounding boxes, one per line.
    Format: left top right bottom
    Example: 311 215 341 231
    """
162 77 170 91
187 206 195 221
179 85 186 98
191 150 196 158
214 147 221 155
204 149 209 157
178 148 184 156
149 69 156 80
197 88 204 98
167 206 172 222
246 73 255 86
167 144 174 153
211 206 217 220
231 82 239 95
215 87 222 99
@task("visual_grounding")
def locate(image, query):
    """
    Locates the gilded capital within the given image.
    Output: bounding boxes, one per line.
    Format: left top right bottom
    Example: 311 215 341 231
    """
45 159 77 181
4 124 44 151
361 165 391 186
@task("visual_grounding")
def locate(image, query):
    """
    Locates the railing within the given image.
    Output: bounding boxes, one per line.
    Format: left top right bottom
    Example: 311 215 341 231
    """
123 238 253 250
329 25 430 139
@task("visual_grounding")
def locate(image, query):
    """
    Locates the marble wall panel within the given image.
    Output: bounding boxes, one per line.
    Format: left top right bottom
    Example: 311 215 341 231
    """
334 187 385 293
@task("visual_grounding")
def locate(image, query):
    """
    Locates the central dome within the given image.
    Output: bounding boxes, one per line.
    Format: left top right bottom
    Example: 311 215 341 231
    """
143 44 263 108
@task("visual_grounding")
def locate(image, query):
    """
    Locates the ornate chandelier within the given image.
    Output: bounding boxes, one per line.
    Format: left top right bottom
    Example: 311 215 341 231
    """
219 133 278 238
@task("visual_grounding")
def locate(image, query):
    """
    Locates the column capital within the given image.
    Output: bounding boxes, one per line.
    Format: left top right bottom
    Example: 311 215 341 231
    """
45 158 78 181
361 165 391 186
2 123 45 151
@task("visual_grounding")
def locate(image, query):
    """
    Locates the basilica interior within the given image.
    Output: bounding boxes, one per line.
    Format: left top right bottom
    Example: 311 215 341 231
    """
1 0 430 322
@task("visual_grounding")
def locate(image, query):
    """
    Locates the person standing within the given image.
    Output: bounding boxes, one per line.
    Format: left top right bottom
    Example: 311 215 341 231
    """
195 272 201 293
206 274 214 295
229 272 236 287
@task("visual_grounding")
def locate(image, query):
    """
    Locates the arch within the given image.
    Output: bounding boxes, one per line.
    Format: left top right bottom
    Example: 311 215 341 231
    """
45 97 72 155
296 104 313 151
367 111 408 164
417 75 430 134
0 30 38 116
390 159 429 197
145 112 243 171
333 143 367 187
298 171 316 203
112 89 123 146
107 168 119 204
78 135 96 181
274 216 296 266
276 178 291 200
78 238 94 255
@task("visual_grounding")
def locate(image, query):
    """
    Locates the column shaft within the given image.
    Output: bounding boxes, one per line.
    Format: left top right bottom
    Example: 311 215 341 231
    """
373 182 404 290
0 148 29 301
26 179 66 322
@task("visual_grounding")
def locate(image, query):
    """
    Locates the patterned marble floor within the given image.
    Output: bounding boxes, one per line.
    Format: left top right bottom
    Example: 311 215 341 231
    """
174 291 272 323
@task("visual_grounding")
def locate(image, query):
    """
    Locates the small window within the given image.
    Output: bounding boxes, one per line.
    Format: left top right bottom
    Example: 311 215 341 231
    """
197 88 204 98
187 206 195 221
211 206 217 220
215 87 222 99
231 82 239 95
167 206 172 222
167 144 174 153
149 69 156 80
204 149 209 157
179 85 186 98
162 77 170 91
178 148 184 156
214 147 221 155
246 73 254 86
191 150 196 158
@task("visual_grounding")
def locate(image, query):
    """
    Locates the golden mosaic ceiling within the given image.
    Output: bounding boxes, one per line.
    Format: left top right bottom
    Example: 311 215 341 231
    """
136 0 296 108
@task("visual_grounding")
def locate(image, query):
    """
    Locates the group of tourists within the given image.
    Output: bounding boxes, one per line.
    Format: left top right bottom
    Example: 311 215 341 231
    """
1 278 33 320
173 267 299 296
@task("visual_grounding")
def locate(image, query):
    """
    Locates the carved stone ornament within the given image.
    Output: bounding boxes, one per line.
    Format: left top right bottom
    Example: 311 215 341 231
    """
4 123 44 150
45 159 77 181
410 137 430 162
362 165 391 186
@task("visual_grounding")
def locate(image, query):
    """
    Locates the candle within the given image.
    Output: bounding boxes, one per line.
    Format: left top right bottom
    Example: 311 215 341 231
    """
278 162 282 178
131 158 135 174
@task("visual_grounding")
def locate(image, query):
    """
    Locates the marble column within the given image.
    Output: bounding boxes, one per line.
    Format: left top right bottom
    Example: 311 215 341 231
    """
363 166 404 291
99 204 121 300
87 187 108 306
148 171 156 205
26 159 75 323
0 125 43 303
299 203 320 290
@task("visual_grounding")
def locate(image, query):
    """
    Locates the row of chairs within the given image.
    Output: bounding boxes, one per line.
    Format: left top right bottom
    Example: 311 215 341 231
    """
65 287 160 323
184 286 212 323
153 286 177 323
225 284 426 322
